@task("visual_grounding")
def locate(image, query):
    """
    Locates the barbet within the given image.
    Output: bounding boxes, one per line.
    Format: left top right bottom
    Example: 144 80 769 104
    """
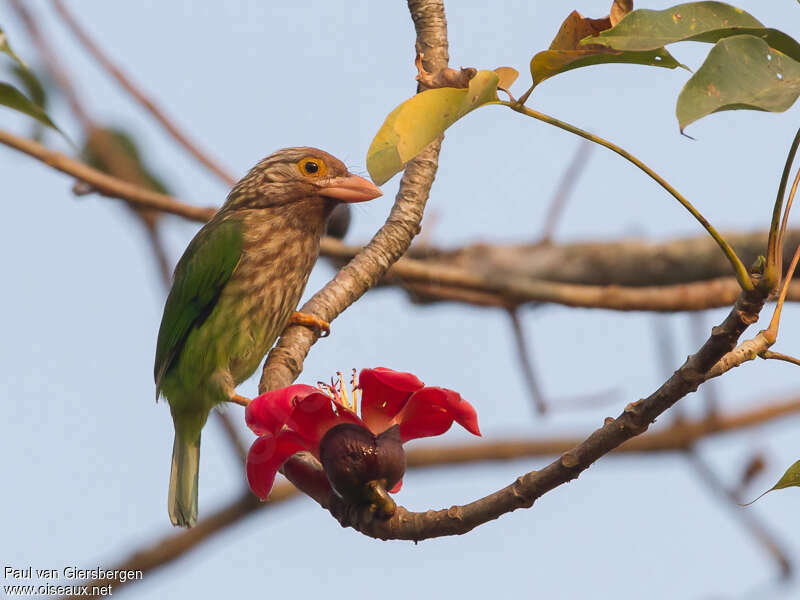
154 147 382 527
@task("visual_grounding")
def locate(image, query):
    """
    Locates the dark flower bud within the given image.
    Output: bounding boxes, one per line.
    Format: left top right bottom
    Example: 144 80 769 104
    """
319 423 405 516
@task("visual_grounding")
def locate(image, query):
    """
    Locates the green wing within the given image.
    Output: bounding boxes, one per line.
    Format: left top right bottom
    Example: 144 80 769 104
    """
154 218 243 396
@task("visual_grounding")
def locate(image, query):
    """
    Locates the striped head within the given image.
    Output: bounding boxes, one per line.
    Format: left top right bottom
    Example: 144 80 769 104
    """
222 147 381 212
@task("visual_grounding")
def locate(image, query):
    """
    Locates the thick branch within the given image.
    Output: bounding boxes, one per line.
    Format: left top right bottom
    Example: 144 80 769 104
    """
288 289 767 540
63 392 800 599
257 0 449 393
5 129 800 313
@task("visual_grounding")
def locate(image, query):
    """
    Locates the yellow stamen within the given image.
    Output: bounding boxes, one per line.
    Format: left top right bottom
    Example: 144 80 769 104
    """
317 369 359 414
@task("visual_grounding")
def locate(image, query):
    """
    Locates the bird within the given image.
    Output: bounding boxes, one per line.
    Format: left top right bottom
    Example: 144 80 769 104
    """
154 147 382 527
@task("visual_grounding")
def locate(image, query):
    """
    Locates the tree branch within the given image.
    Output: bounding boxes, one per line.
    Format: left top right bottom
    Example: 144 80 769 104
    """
287 289 768 540
257 0 449 394
5 128 800 313
51 0 237 186
0 128 216 221
62 392 800 599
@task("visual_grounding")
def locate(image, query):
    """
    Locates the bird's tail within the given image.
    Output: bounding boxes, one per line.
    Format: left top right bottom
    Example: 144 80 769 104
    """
168 432 200 527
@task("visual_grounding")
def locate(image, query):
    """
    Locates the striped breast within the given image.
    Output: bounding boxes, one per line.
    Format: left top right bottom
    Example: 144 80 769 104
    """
209 204 326 384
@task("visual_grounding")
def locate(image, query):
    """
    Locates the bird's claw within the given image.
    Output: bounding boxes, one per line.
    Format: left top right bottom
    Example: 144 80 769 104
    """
289 312 331 338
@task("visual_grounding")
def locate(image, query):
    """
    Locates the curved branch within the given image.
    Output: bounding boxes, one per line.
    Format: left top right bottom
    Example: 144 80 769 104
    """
257 0 449 394
287 289 768 540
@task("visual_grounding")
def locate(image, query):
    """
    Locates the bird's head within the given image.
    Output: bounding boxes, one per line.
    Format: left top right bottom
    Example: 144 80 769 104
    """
223 147 382 212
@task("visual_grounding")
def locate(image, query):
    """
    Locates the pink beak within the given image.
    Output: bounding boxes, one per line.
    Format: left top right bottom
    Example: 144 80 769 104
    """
319 174 382 203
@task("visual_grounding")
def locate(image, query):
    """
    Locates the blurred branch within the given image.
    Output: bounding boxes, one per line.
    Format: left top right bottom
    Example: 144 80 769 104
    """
60 485 297 600
51 0 237 186
686 452 791 578
654 313 789 576
62 393 800 598
6 131 800 313
539 140 592 243
0 128 216 221
508 308 547 414
8 0 91 127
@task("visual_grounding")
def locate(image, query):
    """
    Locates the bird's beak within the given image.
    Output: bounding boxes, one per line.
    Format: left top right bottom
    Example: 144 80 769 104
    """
318 174 382 203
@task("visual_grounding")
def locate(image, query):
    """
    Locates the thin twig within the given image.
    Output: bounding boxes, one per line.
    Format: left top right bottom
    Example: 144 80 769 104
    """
685 452 791 578
503 101 753 291
653 310 788 576
51 0 237 186
508 308 547 414
760 351 800 368
539 141 592 243
0 128 216 221
8 0 91 127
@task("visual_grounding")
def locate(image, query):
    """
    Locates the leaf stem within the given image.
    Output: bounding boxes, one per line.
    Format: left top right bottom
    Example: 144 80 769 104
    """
765 128 800 289
502 101 753 291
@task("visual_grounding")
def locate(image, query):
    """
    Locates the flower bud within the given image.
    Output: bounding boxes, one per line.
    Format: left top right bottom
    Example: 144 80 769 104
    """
319 423 405 510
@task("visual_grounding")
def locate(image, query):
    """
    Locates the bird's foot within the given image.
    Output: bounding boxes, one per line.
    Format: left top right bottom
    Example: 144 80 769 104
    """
228 393 251 407
289 312 330 338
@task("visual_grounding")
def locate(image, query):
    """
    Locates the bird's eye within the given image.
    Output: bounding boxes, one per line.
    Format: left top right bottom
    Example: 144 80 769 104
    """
298 157 326 177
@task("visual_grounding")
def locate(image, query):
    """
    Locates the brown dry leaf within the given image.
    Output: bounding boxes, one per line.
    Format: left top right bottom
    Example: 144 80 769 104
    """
494 67 519 91
415 53 477 90
549 11 612 52
610 0 634 27
529 0 676 88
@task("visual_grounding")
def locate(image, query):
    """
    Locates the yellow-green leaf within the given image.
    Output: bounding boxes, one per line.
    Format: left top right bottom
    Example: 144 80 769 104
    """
0 26 26 68
677 35 800 131
744 459 800 505
367 70 500 185
0 81 63 133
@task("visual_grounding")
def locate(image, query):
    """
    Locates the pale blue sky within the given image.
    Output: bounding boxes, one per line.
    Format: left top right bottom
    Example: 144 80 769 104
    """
2 1 800 599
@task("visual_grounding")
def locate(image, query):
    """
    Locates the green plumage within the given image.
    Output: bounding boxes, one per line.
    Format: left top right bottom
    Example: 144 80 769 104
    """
153 147 381 527
155 219 243 398
155 217 243 527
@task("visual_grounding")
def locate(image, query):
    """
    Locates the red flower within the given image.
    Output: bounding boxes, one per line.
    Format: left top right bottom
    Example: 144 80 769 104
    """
245 367 481 501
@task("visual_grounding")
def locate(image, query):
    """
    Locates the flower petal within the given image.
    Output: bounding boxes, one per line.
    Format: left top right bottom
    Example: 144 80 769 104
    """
245 385 318 436
359 367 425 433
289 390 364 451
246 431 308 500
395 387 481 442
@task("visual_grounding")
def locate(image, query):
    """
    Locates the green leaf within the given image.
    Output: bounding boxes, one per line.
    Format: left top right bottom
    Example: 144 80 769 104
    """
367 70 501 185
9 64 47 109
530 47 681 87
0 26 26 68
531 10 681 88
0 81 63 133
585 2 800 63
744 459 800 505
676 35 800 131
83 127 171 194
585 2 764 50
